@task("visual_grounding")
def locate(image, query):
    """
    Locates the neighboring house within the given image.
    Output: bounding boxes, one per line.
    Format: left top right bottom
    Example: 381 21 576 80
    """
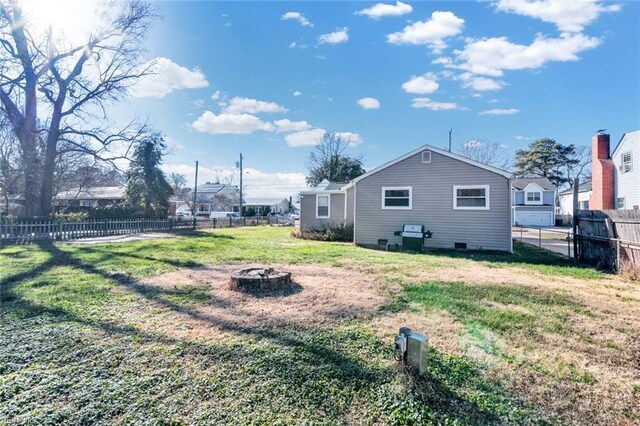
591 131 640 211
242 197 290 215
511 177 556 226
557 180 592 215
175 183 240 217
300 145 513 252
0 194 26 216
612 130 640 210
55 186 125 208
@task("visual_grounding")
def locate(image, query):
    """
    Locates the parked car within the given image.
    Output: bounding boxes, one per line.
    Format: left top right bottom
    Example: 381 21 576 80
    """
267 212 283 218
210 211 241 219
287 212 300 220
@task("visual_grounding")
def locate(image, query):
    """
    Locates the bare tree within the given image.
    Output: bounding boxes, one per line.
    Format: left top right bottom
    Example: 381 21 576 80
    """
0 0 155 216
565 145 591 188
458 140 512 170
306 132 365 186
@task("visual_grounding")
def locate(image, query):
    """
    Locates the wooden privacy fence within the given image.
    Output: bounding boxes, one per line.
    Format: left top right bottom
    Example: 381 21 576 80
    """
575 210 640 270
0 216 291 244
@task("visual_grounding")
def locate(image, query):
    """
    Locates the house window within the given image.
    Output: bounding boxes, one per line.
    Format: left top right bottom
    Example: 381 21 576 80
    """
382 187 412 209
621 152 632 173
618 197 625 209
79 200 93 207
453 185 490 210
422 151 431 163
579 200 589 210
316 195 330 218
526 192 541 203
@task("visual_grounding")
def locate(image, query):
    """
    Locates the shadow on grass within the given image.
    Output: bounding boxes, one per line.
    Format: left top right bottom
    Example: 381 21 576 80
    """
2 242 546 424
403 280 589 338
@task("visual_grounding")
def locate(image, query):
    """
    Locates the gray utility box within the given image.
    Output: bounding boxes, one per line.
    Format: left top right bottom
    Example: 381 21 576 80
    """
407 332 428 375
393 224 433 252
395 327 429 375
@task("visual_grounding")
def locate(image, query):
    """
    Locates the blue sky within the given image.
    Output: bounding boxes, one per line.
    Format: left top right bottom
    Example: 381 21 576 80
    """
121 0 639 198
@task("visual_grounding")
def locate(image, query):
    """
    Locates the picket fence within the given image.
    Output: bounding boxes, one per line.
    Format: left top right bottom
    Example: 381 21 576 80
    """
0 216 286 244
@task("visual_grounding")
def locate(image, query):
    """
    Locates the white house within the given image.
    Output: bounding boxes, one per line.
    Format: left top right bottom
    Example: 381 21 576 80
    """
612 130 640 210
557 180 592 215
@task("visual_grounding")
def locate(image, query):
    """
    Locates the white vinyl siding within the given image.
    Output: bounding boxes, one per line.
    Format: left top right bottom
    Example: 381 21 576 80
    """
382 187 412 210
316 195 330 218
613 131 640 210
453 185 490 210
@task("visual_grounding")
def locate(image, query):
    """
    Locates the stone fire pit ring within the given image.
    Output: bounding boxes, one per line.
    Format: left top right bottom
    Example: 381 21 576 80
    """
230 267 292 293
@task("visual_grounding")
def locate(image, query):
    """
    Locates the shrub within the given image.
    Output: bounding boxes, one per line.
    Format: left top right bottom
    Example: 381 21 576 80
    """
292 223 353 242
54 211 89 222
619 259 640 281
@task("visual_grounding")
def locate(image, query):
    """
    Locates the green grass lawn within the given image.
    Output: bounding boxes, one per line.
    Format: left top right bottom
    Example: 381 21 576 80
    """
1 227 638 425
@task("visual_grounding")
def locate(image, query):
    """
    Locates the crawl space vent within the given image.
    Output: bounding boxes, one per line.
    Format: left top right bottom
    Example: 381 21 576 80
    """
454 242 467 250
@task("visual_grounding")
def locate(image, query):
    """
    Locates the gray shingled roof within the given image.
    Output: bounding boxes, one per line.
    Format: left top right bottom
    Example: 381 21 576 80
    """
511 177 555 191
55 186 125 200
559 180 592 195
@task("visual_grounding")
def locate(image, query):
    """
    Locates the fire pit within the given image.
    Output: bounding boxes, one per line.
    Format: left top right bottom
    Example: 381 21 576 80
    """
230 267 292 293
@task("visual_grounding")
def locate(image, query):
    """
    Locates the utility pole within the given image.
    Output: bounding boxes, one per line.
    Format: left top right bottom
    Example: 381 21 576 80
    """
237 152 243 217
448 129 453 152
193 160 199 222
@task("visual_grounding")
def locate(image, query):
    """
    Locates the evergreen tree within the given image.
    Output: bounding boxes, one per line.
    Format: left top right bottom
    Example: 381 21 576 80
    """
514 138 579 188
125 133 173 217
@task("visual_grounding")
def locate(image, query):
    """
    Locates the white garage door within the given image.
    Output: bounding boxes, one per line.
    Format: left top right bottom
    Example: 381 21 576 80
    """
515 211 553 226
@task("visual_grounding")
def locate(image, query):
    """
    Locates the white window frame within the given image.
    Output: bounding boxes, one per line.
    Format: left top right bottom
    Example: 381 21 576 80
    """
381 186 413 210
618 197 625 210
422 151 431 163
453 185 490 210
621 152 633 173
79 200 93 207
525 191 542 205
316 194 330 218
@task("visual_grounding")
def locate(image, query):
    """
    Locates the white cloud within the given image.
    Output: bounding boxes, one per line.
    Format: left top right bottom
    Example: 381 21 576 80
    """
335 132 363 147
285 129 326 147
515 135 531 140
273 119 312 133
284 129 363 147
357 97 381 109
293 91 302 96
493 0 621 33
162 163 306 199
401 73 439 94
480 108 520 115
191 111 275 134
131 57 208 98
356 1 413 19
281 11 313 27
223 97 288 114
318 27 349 44
460 74 506 91
211 90 223 100
289 41 297 48
387 11 465 52
453 33 601 77
411 97 461 111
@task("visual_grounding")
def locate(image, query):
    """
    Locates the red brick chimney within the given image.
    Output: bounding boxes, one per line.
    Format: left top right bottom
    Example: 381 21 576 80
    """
589 133 615 210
